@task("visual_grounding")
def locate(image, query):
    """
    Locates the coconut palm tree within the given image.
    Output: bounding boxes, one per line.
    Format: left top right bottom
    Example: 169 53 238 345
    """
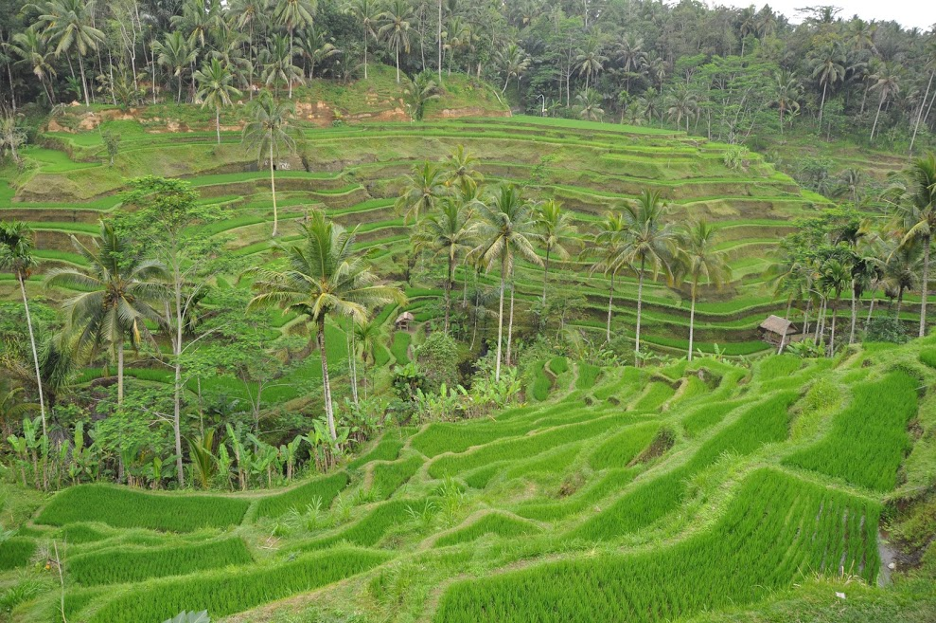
665 83 699 132
378 0 412 83
445 144 483 192
574 37 608 92
575 88 604 121
820 257 851 356
402 71 440 121
395 160 448 224
590 211 628 344
495 42 530 94
274 0 316 92
0 221 47 436
247 211 406 440
471 185 542 381
194 58 242 144
35 0 105 107
894 154 936 337
44 221 167 405
298 24 341 79
534 200 576 306
676 220 731 361
8 27 57 104
153 31 197 103
412 196 478 333
353 317 380 398
869 61 900 143
615 189 676 362
259 34 305 94
349 0 381 80
771 70 801 136
241 90 300 237
809 39 846 124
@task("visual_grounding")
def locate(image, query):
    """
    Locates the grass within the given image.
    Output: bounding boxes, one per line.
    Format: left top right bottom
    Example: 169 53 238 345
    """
588 422 660 470
435 513 540 547
252 471 350 519
576 363 601 390
348 436 405 470
0 538 36 570
369 455 423 499
35 484 249 532
435 469 880 622
88 548 389 622
783 371 919 491
68 537 253 586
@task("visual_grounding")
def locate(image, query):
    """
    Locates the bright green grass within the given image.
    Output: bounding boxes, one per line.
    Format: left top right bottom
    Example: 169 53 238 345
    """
783 371 919 491
35 484 249 532
682 400 744 437
68 537 252 586
549 356 568 375
252 471 350 519
588 422 660 470
435 513 540 547
632 382 675 411
297 500 416 551
576 363 601 390
369 455 423 498
0 537 36 570
88 548 389 622
531 360 552 401
391 332 411 364
348 435 405 470
435 469 880 622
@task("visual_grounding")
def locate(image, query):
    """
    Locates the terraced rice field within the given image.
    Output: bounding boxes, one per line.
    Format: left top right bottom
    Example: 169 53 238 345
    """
6 336 934 622
1 113 840 356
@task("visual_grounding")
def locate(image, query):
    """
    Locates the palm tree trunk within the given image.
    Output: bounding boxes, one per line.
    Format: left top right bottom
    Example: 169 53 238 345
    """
688 283 696 362
897 287 904 320
849 278 857 344
363 27 368 80
269 142 278 236
910 70 934 155
865 296 875 332
506 270 515 367
117 339 125 405
349 321 359 405
216 106 221 144
635 257 645 364
606 270 615 343
828 298 838 357
542 246 550 306
437 0 442 81
819 80 827 124
395 43 401 84
318 317 337 441
803 298 811 335
495 254 506 382
870 93 885 142
18 275 46 438
78 54 90 107
444 253 454 333
922 235 931 338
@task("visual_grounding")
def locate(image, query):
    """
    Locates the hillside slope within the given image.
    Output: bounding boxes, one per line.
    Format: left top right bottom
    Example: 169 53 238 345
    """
2 338 935 622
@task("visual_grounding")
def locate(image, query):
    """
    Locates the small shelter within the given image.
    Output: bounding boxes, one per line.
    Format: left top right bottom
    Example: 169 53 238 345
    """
759 315 797 351
395 311 415 331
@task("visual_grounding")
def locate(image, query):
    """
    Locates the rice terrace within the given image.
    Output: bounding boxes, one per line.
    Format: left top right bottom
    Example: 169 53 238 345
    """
1 0 936 622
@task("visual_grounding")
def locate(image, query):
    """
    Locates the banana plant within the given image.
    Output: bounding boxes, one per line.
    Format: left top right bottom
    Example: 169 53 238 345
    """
6 433 29 486
225 423 248 490
188 429 217 490
280 434 303 481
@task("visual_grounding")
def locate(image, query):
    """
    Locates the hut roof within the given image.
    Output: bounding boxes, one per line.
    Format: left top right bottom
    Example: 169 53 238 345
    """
759 315 795 335
395 311 415 324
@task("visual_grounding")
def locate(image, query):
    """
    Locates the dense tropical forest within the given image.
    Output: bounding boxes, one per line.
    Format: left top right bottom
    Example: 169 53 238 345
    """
1 0 936 621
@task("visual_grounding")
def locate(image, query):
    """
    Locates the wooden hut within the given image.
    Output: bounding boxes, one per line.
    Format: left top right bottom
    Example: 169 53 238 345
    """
759 315 797 351
394 311 415 331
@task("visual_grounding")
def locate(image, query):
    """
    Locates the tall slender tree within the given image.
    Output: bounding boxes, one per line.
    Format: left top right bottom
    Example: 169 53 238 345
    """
0 222 47 437
676 220 731 361
35 0 105 107
241 90 300 237
894 154 936 338
248 211 406 440
194 57 242 144
534 200 575 306
378 0 412 83
44 221 167 405
472 185 542 381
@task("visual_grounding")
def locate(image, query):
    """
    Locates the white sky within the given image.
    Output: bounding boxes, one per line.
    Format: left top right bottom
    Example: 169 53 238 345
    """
708 0 936 31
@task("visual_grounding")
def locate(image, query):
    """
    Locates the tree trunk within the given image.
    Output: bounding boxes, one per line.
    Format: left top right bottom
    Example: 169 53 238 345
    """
363 26 368 80
542 246 550 306
606 270 615 343
870 92 885 142
688 283 696 361
269 142 278 236
635 257 645 364
117 339 125 404
173 284 185 487
910 70 934 155
849 278 857 344
819 80 827 124
395 44 401 84
437 0 442 81
78 54 90 107
318 317 337 440
444 253 454 333
921 235 931 338
18 275 46 438
828 297 838 357
494 254 506 382
506 270 515 367
865 296 875 332
216 106 221 144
